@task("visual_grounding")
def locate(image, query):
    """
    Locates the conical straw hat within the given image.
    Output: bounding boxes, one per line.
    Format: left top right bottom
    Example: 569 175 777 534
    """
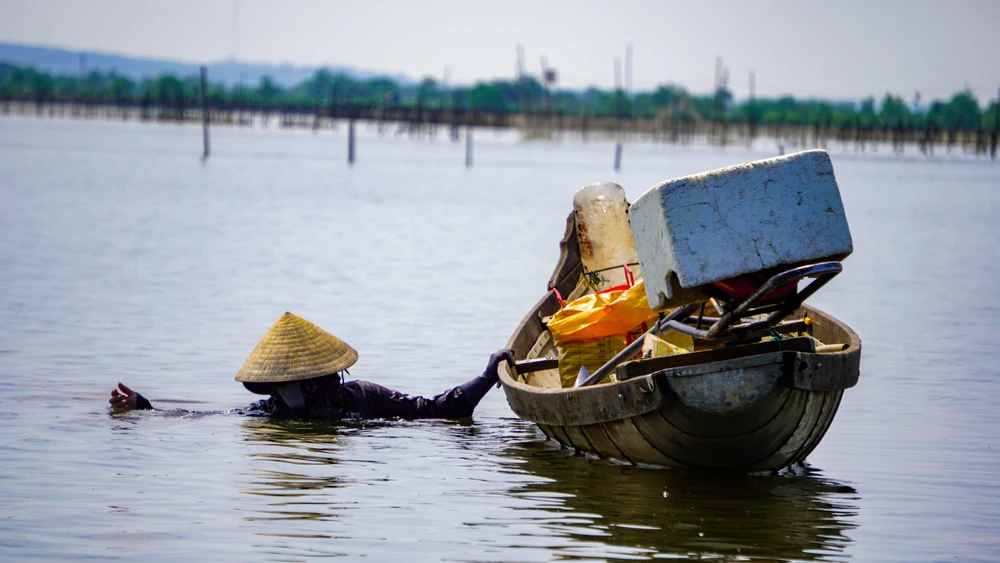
235 312 358 384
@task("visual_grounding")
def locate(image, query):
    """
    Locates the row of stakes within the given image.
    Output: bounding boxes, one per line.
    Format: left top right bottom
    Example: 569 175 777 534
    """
197 67 625 170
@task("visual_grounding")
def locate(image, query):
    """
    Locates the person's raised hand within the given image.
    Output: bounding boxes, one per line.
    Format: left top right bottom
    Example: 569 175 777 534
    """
109 382 141 410
485 349 516 381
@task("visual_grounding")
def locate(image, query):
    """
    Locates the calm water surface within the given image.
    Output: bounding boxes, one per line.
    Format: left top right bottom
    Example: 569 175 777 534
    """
1 116 998 562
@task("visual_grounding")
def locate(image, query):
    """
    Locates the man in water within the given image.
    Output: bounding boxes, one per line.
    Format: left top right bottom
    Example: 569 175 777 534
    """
110 312 515 420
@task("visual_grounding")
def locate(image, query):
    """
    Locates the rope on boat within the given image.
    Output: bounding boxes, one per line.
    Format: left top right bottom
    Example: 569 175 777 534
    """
769 329 784 351
582 262 641 289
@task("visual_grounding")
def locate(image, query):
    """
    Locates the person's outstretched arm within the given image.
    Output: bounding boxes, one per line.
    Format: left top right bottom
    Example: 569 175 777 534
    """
108 382 273 416
342 349 515 420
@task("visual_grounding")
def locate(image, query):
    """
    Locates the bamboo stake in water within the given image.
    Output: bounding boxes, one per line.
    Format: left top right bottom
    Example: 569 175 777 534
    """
200 66 210 159
348 118 356 164
991 85 999 160
465 127 473 168
614 57 623 171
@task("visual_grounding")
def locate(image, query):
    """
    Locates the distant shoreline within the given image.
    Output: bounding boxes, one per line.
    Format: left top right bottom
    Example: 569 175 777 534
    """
3 99 995 162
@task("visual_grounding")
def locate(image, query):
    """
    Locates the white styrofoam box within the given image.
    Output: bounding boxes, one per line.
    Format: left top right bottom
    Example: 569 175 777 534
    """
629 149 853 310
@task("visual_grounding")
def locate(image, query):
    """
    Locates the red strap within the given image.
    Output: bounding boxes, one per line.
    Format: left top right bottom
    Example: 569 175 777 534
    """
553 287 566 307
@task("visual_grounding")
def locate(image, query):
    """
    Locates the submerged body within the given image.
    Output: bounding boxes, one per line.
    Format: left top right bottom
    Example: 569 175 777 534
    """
111 312 515 421
108 312 514 420
115 372 502 420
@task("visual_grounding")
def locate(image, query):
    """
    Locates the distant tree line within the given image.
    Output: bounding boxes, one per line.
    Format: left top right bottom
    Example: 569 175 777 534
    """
1 60 997 134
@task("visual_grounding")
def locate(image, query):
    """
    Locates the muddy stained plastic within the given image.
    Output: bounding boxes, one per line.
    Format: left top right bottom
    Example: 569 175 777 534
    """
573 182 641 290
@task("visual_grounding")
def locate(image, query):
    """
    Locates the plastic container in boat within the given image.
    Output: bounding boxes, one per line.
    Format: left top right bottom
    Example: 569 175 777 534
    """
572 182 641 290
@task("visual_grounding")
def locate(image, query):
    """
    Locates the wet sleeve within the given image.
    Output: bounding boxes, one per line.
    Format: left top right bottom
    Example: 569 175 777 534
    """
234 399 276 416
124 397 274 417
342 380 475 420
135 393 153 410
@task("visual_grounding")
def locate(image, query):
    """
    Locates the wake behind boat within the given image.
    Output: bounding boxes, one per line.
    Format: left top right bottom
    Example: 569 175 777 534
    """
498 150 861 472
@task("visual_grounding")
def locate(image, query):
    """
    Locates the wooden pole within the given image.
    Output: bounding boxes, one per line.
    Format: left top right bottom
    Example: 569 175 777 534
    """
200 66 210 159
625 43 633 142
614 58 623 171
540 56 551 114
991 85 999 160
348 118 356 164
714 57 721 143
516 44 527 118
465 127 473 167
625 44 633 100
748 70 756 147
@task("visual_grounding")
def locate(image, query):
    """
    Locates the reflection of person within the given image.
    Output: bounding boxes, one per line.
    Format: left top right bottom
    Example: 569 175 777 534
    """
110 312 514 420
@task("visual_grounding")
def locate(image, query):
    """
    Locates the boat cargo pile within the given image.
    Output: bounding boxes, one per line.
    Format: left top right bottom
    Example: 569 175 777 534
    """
498 149 861 472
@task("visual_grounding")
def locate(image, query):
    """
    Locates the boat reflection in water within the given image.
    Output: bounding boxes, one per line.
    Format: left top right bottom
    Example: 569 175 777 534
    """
501 434 860 562
234 418 859 561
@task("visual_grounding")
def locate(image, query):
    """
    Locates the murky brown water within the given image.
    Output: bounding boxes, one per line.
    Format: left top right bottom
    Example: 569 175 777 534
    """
1 116 998 561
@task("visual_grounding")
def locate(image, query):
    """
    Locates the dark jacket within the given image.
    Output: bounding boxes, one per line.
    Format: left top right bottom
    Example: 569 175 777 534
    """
247 380 479 420
133 378 491 421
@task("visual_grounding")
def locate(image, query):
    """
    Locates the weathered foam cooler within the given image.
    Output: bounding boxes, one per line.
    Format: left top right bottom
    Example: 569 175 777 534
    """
629 149 853 310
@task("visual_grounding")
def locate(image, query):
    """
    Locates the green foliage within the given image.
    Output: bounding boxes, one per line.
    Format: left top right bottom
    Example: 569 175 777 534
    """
984 101 999 128
467 82 508 112
651 84 687 107
109 75 136 102
255 76 282 103
879 93 909 122
0 60 996 135
939 90 980 129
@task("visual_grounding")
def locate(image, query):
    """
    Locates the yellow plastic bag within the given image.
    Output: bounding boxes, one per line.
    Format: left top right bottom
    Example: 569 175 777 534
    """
548 280 660 346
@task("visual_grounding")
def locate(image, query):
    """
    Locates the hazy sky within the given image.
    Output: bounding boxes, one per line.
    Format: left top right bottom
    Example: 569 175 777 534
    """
2 0 997 103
